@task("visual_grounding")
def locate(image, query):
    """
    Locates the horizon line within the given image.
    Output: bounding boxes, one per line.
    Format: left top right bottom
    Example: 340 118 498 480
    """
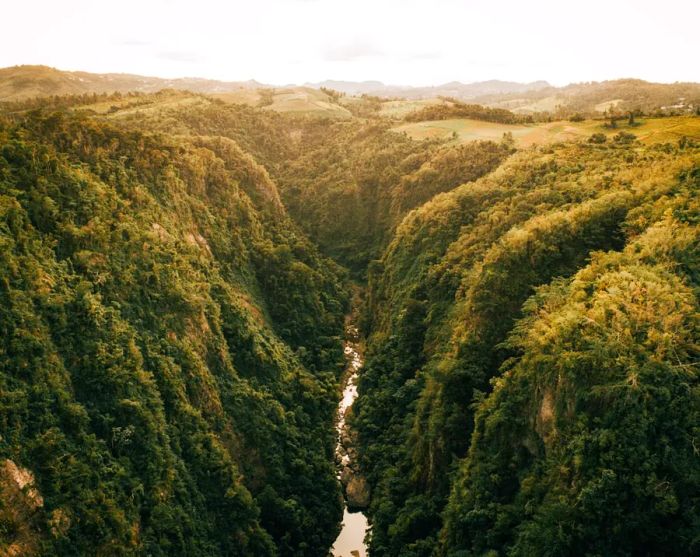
3 64 699 91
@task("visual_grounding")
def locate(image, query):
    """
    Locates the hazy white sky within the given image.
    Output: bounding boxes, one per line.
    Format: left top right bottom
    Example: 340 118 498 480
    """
2 0 698 86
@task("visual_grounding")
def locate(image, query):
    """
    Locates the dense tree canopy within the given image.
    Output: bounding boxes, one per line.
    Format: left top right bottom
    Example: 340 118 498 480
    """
354 139 700 556
403 100 525 124
0 88 698 557
0 108 347 556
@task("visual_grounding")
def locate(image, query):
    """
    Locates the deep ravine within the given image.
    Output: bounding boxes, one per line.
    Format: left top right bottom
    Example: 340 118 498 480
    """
331 308 369 557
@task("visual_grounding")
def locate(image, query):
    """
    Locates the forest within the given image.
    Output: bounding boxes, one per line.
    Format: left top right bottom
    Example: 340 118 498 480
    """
0 106 348 555
0 83 698 557
354 137 700 556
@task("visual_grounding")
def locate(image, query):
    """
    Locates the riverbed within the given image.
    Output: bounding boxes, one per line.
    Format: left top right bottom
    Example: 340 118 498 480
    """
331 320 369 557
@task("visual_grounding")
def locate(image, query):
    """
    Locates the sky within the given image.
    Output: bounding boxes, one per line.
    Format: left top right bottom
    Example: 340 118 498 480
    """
1 0 698 86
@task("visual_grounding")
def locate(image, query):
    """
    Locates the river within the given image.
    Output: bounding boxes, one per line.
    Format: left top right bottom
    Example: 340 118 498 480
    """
331 319 369 557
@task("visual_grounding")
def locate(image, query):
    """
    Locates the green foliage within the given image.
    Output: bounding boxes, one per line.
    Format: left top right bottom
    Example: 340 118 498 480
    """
474 78 700 117
613 130 637 144
1 84 699 557
442 218 700 555
354 140 700 555
0 108 347 555
274 122 511 275
404 100 523 124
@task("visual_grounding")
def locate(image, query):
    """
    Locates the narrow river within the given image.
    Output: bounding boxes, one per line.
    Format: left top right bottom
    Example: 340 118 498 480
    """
331 319 369 557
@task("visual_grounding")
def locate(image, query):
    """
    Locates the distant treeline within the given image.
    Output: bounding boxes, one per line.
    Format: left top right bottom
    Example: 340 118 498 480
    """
403 98 532 124
474 78 700 118
0 89 196 113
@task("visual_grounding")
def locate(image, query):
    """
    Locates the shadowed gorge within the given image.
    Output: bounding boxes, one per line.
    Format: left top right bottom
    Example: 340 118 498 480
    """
0 67 699 557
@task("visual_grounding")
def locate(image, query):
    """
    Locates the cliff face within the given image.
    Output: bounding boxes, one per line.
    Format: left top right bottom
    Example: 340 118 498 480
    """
0 109 347 556
442 219 700 555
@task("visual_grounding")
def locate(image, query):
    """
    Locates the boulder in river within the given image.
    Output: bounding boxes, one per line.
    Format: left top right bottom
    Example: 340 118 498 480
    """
346 475 370 509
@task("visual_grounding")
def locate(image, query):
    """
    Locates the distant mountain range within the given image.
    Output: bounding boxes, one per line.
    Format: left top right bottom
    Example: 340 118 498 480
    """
304 79 552 99
1 66 697 116
0 65 552 102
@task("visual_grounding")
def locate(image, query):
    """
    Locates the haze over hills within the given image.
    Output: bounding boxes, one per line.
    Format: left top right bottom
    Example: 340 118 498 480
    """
303 79 552 98
1 65 553 102
0 65 265 102
2 66 698 120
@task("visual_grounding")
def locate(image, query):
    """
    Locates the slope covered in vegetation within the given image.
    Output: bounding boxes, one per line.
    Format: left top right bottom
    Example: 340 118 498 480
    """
0 86 699 557
353 138 700 555
0 65 263 102
477 78 700 116
273 123 513 275
403 100 524 124
74 93 513 276
0 108 348 556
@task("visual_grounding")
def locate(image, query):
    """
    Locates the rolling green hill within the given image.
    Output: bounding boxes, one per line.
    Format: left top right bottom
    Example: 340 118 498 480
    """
3 67 698 122
0 67 351 120
476 78 700 115
0 65 262 101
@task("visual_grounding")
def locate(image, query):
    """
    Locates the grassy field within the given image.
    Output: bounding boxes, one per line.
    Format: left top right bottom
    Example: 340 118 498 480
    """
73 87 351 120
78 93 208 116
211 89 264 106
393 115 700 146
378 97 451 118
214 87 352 119
458 96 634 115
262 87 352 119
594 98 624 112
489 95 564 114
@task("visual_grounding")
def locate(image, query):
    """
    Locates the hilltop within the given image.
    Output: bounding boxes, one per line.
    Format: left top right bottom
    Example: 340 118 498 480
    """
476 77 700 114
0 65 264 101
0 66 551 110
2 66 698 122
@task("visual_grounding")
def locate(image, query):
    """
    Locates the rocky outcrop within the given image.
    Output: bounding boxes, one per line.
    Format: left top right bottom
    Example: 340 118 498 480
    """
0 460 44 557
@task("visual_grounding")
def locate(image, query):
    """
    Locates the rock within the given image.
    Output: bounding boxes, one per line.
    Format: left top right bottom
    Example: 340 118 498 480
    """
3 459 43 509
0 459 43 555
345 475 370 509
